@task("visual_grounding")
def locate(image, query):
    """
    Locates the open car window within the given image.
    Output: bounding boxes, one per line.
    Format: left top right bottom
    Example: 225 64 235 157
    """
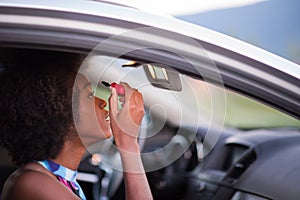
85 55 300 130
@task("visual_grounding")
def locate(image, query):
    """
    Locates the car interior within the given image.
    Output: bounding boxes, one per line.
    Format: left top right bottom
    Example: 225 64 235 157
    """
0 47 299 200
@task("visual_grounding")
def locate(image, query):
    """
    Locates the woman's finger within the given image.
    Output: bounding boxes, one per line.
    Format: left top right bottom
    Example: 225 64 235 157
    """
109 87 119 116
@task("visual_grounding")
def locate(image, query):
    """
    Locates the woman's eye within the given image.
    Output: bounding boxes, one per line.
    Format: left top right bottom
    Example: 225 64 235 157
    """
88 90 94 99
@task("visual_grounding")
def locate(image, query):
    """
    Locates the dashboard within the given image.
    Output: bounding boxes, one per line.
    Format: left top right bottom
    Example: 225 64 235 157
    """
77 122 300 200
182 127 300 200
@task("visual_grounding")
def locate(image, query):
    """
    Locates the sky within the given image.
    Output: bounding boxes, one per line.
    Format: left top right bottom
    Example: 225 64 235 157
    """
106 0 299 63
114 0 268 15
176 0 300 64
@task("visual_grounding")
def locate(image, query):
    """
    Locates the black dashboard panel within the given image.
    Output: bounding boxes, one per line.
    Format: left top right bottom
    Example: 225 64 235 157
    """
185 128 300 200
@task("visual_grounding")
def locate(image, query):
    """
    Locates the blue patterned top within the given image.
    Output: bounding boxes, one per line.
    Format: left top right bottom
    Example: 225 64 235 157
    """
38 160 86 200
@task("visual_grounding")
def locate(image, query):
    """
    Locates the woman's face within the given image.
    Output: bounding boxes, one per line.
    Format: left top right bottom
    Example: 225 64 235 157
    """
73 74 112 145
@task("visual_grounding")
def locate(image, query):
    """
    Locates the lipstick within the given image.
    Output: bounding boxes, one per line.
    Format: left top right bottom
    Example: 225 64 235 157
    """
101 81 125 96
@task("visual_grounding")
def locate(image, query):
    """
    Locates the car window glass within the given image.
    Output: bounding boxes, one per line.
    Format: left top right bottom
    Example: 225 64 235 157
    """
187 77 300 129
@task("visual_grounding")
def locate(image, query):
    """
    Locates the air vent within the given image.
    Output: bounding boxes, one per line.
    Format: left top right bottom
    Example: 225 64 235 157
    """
223 148 256 184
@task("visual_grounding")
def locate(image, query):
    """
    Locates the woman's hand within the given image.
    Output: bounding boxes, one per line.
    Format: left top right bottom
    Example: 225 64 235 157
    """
109 83 153 199
108 82 144 152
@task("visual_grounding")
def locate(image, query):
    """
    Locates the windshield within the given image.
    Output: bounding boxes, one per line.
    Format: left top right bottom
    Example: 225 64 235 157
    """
189 78 300 129
223 88 300 129
86 55 300 130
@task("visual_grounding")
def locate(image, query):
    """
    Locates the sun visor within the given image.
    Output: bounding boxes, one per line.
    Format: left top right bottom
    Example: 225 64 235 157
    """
143 63 182 92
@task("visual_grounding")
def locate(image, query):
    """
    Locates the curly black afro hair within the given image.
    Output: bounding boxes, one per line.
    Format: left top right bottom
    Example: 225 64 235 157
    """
0 48 84 165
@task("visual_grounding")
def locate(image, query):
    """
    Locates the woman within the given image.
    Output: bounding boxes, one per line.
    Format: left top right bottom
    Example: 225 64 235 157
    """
0 48 152 200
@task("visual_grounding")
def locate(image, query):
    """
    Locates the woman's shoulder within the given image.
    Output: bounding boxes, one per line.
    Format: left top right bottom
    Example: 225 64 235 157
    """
1 162 79 200
5 162 56 186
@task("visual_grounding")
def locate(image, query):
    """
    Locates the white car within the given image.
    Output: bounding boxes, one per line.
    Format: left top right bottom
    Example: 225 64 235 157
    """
0 0 299 200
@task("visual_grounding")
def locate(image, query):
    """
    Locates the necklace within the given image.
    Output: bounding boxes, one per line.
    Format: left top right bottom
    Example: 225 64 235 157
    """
38 160 86 200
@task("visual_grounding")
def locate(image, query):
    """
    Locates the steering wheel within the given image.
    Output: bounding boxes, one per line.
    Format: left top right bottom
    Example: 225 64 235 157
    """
86 118 202 199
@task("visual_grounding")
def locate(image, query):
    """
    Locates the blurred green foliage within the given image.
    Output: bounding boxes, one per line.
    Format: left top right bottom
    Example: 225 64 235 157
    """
224 90 300 129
